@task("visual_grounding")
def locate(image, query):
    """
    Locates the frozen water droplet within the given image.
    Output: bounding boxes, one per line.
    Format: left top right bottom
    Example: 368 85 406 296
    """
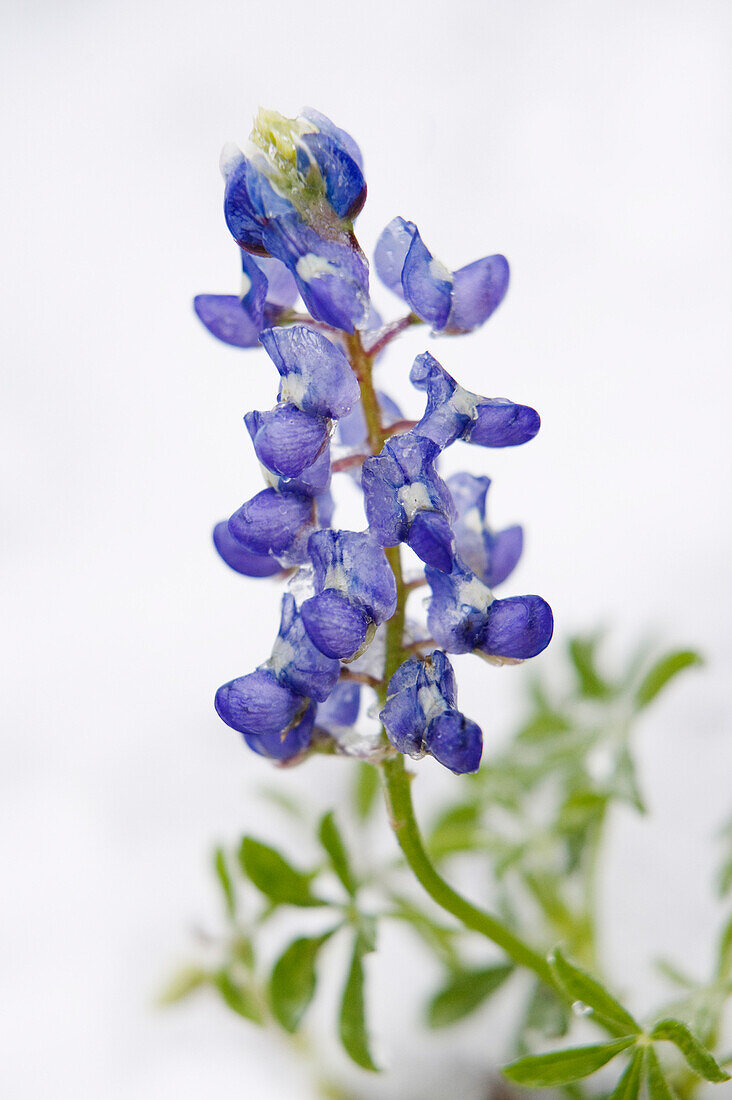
572 1000 593 1017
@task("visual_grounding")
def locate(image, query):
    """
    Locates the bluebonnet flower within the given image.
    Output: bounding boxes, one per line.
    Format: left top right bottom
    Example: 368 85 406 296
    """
260 326 360 419
227 488 330 566
410 352 540 450
380 651 482 774
213 520 283 578
338 391 403 449
446 473 523 587
426 558 553 660
220 110 369 332
301 530 397 660
215 592 340 760
215 669 315 761
362 433 457 572
374 217 509 334
194 252 298 348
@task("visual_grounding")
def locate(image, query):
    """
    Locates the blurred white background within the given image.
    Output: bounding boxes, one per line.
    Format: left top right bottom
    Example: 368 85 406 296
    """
2 0 731 1096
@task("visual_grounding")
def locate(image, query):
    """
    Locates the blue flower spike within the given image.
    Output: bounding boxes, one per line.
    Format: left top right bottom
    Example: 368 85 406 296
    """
410 352 541 451
206 106 554 771
380 651 483 774
362 433 457 572
374 216 510 335
446 472 523 587
301 530 397 660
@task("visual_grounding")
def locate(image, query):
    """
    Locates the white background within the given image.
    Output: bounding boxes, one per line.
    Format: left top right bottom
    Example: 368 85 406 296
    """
2 1 731 1096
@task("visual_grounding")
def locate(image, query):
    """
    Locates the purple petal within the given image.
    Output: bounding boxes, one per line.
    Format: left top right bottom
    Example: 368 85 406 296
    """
260 325 359 419
272 593 341 702
299 108 364 171
228 489 314 558
215 668 304 737
316 681 361 731
300 132 366 219
424 711 483 774
193 295 262 348
373 216 417 296
253 255 299 309
406 511 455 572
484 526 523 588
244 405 329 478
244 703 315 761
213 521 282 577
301 589 371 660
401 231 452 329
476 595 554 659
445 255 510 334
467 401 541 448
221 149 267 254
240 252 268 324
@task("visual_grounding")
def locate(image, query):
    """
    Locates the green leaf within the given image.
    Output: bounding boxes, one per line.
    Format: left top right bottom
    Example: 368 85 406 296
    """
644 1046 678 1099
716 913 732 979
211 970 263 1024
426 964 514 1028
635 650 702 710
650 1018 730 1082
612 746 646 814
608 1048 644 1099
523 979 571 1040
318 811 357 896
213 847 236 919
269 932 332 1033
503 1037 636 1087
517 710 572 742
387 897 458 966
718 857 732 898
339 931 378 1071
158 967 208 1005
568 636 612 698
549 948 641 1037
353 763 379 821
238 837 322 907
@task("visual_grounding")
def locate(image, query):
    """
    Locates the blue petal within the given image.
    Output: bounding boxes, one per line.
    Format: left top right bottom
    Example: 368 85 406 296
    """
484 526 523 588
221 149 267 253
254 255 299 309
467 400 541 448
244 405 329 478
215 668 304 737
373 216 417 296
424 711 483 774
445 255 510 334
272 593 341 702
213 520 282 577
406 511 455 572
401 230 453 328
380 676 424 755
266 444 332 497
316 681 361 731
300 132 366 219
300 108 364 171
301 589 371 660
425 561 495 654
244 703 315 760
193 295 262 348
228 488 314 559
476 595 554 659
262 218 369 333
260 325 359 418
240 251 268 323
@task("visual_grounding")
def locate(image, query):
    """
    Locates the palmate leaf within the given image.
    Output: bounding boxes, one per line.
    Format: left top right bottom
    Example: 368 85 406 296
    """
650 1018 730 1082
548 948 641 1037
503 1036 637 1087
213 846 236 919
339 929 378 1071
211 969 264 1024
318 811 357 897
608 1047 644 1099
644 1046 678 1099
238 837 323 907
269 931 335 1033
426 963 514 1028
634 650 702 710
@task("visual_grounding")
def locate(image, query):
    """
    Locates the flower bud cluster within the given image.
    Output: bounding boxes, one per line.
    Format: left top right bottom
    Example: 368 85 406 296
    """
198 108 554 773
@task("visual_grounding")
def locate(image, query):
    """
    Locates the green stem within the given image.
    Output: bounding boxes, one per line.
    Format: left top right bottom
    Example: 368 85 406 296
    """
343 326 555 991
378 753 554 986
